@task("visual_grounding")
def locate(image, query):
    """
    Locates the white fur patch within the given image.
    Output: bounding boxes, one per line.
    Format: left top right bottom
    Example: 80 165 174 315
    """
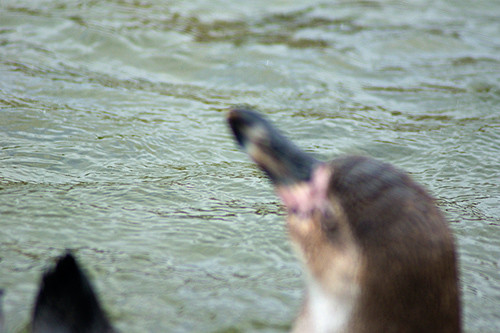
308 281 355 333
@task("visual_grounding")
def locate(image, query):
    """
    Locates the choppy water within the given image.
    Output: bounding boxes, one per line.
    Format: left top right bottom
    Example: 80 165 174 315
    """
1 0 499 332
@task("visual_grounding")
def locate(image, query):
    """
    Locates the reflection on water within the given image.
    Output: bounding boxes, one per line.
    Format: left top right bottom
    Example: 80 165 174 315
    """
1 0 499 332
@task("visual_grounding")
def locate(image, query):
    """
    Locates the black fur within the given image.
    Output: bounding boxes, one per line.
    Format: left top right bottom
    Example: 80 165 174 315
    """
32 252 114 333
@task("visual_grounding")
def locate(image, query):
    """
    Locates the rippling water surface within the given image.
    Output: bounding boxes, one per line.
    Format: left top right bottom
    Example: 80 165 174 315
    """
1 0 499 332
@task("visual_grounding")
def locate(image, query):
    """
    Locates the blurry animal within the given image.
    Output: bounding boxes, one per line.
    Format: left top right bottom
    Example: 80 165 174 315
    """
31 252 115 333
227 106 461 333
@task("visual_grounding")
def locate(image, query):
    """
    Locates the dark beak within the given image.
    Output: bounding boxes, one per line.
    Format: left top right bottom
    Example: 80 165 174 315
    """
227 105 317 185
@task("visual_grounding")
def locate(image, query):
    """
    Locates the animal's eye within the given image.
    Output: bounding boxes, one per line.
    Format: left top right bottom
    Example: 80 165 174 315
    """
319 207 339 233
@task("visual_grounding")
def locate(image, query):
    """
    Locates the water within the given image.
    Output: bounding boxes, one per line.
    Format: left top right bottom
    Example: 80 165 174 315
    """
1 0 499 332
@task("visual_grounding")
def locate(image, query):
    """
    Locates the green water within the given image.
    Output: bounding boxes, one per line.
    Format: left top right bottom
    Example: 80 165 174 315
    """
1 0 499 332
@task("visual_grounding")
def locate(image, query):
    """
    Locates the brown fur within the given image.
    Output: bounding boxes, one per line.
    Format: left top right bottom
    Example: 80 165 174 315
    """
290 156 461 333
227 107 461 333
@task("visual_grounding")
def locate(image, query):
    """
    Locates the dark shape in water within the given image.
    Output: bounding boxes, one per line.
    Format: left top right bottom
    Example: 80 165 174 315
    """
227 105 318 185
32 252 115 333
0 289 5 333
227 106 461 333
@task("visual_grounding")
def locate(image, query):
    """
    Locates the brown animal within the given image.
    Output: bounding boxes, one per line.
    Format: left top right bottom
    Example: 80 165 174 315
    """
227 106 461 333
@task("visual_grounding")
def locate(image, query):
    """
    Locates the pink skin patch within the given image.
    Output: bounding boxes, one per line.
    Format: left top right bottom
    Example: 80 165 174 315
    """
276 164 332 216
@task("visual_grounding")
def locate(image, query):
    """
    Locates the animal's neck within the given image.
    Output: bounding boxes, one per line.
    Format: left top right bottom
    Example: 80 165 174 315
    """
304 280 357 333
